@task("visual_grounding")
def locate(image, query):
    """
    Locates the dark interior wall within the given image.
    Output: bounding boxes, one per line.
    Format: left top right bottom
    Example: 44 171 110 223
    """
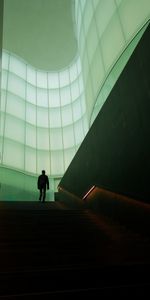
59 24 150 204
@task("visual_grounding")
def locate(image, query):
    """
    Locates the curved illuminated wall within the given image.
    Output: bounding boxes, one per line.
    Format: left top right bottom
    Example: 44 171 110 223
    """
0 52 88 199
74 0 150 123
0 0 150 200
1 52 87 175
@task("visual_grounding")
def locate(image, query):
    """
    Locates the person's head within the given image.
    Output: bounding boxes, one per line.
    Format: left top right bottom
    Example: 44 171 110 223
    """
42 170 45 175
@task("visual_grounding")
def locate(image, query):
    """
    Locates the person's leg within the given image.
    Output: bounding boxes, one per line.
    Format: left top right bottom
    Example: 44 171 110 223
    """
39 188 42 201
42 187 46 202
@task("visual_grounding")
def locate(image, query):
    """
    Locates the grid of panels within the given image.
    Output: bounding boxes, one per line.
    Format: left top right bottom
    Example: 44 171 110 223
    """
1 0 150 180
0 51 88 176
74 0 150 122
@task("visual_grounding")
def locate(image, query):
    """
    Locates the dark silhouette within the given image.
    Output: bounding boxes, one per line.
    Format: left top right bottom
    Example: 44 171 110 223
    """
37 170 49 202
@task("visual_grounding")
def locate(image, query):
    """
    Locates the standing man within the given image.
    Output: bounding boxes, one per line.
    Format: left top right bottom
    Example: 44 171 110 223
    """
37 170 49 202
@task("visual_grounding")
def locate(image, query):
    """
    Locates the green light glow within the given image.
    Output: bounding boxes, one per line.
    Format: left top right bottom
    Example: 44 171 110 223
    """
1 53 88 176
0 0 150 201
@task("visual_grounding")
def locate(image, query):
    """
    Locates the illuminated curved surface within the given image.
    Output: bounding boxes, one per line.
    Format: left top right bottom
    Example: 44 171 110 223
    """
0 51 88 176
75 0 150 122
0 0 150 200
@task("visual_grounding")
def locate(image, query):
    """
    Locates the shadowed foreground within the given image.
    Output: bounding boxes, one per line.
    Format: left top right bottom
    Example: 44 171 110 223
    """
0 201 149 298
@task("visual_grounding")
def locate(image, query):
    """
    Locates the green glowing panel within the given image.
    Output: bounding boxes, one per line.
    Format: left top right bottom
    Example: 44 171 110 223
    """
0 52 87 201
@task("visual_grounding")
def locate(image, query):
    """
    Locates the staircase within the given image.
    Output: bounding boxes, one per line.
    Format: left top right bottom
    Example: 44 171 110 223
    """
0 201 149 298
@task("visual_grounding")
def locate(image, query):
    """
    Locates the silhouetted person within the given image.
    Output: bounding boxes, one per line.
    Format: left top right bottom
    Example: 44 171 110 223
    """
37 170 49 202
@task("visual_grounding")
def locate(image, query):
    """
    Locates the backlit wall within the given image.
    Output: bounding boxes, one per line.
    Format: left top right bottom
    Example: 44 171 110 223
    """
74 0 150 123
0 0 150 200
0 52 88 177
